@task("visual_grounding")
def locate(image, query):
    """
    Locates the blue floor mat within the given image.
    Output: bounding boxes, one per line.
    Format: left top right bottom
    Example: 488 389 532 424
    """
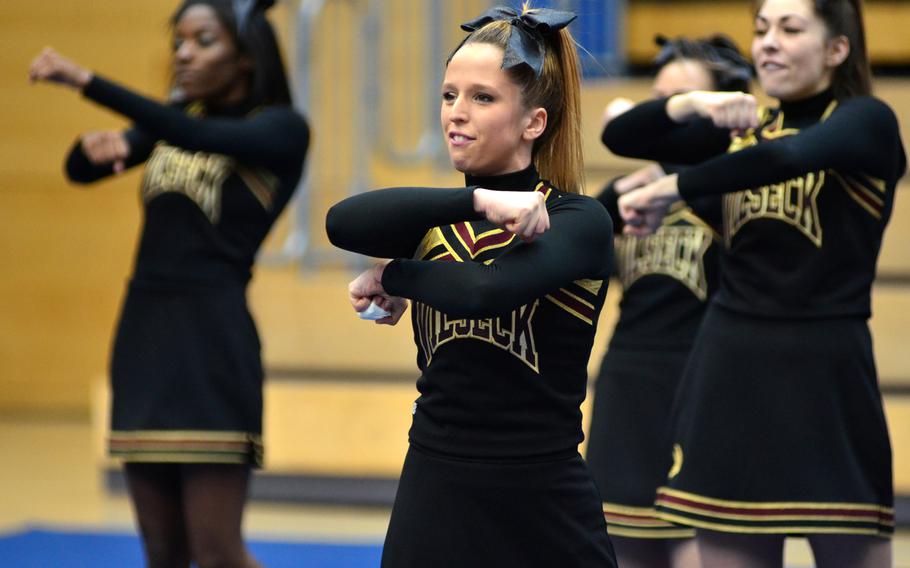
0 527 382 568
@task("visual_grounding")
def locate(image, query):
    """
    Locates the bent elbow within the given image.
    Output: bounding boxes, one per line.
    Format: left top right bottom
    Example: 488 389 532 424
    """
600 124 623 153
601 124 643 158
63 161 97 186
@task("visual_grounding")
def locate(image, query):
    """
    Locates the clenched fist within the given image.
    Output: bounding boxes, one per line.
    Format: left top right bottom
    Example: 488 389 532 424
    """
28 47 93 90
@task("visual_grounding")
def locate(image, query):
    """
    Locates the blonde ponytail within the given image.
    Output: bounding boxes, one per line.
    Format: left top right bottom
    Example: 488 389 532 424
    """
532 26 584 194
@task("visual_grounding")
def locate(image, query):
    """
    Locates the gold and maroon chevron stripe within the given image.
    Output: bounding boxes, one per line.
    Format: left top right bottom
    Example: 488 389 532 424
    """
655 487 894 536
830 170 886 219
447 180 555 259
858 172 887 194
545 285 597 325
603 503 695 539
535 180 554 200
451 222 515 259
417 180 558 263
416 227 463 262
109 430 263 466
574 278 604 296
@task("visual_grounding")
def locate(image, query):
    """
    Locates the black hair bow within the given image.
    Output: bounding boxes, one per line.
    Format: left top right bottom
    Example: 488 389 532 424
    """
233 0 275 35
653 34 754 86
460 6 576 77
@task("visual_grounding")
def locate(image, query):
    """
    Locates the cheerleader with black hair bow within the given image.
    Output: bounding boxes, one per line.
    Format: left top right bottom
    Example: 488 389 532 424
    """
328 6 617 567
586 33 751 568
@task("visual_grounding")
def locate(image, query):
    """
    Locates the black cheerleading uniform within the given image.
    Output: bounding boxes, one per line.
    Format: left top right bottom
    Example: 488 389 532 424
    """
66 75 309 466
326 165 617 567
585 174 721 539
603 89 906 537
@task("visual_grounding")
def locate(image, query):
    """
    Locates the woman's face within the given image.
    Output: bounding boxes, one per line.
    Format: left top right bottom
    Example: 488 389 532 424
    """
652 59 716 98
440 42 545 176
172 4 251 104
752 0 845 100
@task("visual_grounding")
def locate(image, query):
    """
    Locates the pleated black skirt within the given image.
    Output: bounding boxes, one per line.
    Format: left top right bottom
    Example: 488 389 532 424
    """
382 444 617 567
108 280 263 466
587 347 696 539
655 303 893 536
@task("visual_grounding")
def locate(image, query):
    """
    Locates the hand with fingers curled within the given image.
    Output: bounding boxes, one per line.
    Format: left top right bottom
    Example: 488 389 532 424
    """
28 47 93 90
617 173 682 237
667 90 759 135
372 295 409 326
348 261 409 326
614 163 666 195
80 131 131 174
472 188 550 242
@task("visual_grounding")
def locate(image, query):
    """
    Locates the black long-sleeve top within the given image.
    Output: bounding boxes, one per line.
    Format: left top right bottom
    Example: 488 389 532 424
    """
326 165 613 459
66 75 309 287
597 176 721 349
603 89 906 319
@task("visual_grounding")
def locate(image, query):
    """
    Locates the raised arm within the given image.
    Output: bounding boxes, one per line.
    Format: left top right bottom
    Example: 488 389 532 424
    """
326 187 483 259
603 99 732 164
380 196 612 319
677 97 906 199
618 97 906 235
602 91 758 165
29 48 308 170
327 186 550 260
80 76 309 168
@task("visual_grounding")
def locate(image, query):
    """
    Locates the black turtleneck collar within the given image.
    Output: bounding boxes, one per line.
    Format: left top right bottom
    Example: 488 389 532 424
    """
778 88 835 124
465 164 539 192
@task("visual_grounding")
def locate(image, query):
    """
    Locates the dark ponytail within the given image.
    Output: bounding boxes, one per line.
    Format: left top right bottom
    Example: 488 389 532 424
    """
814 0 871 100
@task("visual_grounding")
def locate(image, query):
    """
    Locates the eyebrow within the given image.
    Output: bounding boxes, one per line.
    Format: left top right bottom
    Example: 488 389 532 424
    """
755 14 808 25
441 81 501 93
193 25 220 34
175 22 220 34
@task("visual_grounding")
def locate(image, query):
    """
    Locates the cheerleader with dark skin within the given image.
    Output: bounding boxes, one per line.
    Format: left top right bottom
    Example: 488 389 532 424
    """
604 0 905 566
29 1 308 567
587 35 752 568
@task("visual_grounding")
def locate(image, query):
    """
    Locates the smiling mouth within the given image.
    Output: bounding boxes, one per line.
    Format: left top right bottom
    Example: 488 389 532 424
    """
448 132 475 146
760 62 786 72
